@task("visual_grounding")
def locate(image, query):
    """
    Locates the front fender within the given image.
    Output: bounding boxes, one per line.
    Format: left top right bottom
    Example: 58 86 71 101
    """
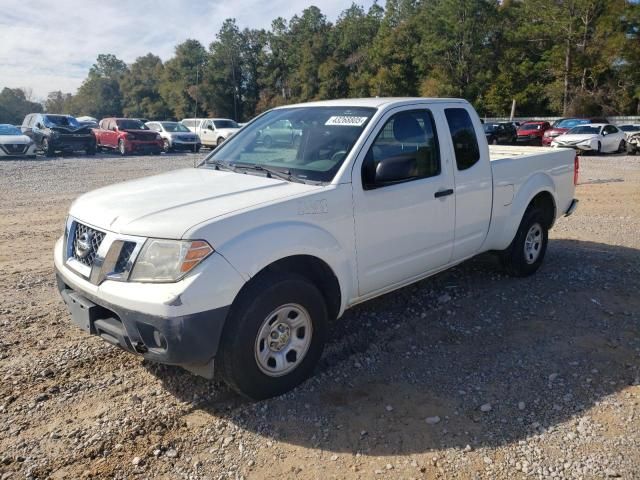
215 221 354 315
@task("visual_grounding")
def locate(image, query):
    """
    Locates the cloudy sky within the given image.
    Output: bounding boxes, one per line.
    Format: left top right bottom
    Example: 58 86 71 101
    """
0 0 375 100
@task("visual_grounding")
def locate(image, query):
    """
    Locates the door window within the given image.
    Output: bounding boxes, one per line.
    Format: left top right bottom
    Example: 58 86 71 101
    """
361 110 440 189
444 108 480 171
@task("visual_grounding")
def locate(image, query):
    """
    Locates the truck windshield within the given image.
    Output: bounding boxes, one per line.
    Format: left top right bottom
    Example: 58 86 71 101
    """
117 119 148 130
213 120 239 129
568 125 600 135
202 106 376 183
0 124 22 135
555 119 589 129
44 115 79 128
161 122 190 132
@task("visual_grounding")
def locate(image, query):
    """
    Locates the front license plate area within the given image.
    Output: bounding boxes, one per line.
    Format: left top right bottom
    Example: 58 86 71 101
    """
62 290 98 333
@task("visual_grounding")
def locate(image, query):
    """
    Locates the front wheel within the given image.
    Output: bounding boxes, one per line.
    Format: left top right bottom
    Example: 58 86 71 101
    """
118 139 126 156
617 140 626 154
627 143 637 155
42 138 54 157
216 137 224 147
500 207 549 277
163 139 171 153
218 272 328 400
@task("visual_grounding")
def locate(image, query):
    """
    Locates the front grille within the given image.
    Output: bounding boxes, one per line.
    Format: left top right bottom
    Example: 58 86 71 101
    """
0 144 28 155
115 241 136 273
71 223 106 267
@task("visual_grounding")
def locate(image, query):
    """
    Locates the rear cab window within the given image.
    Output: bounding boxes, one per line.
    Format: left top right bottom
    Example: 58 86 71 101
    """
444 108 480 171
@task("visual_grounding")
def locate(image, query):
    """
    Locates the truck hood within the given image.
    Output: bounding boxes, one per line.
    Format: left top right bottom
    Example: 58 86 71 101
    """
554 133 599 143
517 129 542 136
49 125 93 135
69 168 320 238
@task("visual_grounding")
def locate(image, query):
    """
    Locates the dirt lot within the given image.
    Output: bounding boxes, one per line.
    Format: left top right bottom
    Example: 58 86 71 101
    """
0 151 639 480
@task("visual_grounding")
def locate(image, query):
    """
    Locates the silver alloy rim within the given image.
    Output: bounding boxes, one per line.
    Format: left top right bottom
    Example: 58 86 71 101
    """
524 223 543 264
255 303 312 377
119 141 125 154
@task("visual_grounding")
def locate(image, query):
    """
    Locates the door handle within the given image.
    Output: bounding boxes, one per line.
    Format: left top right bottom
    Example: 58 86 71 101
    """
434 188 454 198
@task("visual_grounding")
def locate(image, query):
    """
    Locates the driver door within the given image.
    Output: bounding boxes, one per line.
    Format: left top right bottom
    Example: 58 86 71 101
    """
200 120 214 146
352 107 455 296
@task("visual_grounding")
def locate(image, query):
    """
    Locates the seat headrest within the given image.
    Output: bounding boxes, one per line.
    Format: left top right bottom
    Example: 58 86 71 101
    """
393 115 425 143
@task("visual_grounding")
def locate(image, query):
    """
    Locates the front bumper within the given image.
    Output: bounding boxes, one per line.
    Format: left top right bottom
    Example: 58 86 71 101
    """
126 141 163 154
56 270 229 368
54 232 245 375
51 136 95 151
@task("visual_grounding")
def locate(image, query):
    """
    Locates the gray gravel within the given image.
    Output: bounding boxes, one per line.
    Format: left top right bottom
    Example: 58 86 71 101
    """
0 151 638 479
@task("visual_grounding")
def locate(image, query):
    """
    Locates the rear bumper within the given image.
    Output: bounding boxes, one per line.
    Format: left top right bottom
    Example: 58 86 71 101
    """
565 199 579 217
56 269 230 368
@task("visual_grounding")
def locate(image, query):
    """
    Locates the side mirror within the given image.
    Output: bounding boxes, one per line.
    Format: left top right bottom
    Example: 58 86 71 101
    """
35 123 43 129
602 131 607 136
364 154 417 189
207 125 214 130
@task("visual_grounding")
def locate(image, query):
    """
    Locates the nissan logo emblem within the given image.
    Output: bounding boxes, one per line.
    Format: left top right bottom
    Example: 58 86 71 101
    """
75 231 93 259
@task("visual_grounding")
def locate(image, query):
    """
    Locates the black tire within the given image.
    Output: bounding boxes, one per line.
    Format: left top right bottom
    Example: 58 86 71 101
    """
195 145 201 153
627 143 637 155
118 139 126 156
617 140 626 154
218 271 328 400
42 138 54 157
596 141 601 155
491 137 498 146
86 143 96 156
500 207 549 277
263 135 273 148
152 150 161 156
216 137 224 147
163 139 171 153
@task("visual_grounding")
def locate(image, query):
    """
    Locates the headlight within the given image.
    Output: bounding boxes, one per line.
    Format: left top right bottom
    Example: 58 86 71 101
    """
155 133 161 140
129 239 213 283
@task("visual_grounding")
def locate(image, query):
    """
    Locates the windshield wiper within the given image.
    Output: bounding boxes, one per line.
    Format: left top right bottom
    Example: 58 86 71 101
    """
205 159 237 172
234 163 306 184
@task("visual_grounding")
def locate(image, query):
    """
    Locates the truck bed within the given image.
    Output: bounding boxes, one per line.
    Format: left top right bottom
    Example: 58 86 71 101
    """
482 144 576 252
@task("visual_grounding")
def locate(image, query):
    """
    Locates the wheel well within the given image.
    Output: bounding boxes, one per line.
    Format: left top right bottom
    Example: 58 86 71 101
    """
253 255 341 320
528 191 556 229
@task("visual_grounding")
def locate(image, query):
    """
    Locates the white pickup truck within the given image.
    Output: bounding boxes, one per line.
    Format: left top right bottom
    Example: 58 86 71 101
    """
55 98 578 399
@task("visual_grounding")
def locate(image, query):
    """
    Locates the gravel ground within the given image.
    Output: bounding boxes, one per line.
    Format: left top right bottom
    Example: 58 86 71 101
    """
0 151 638 480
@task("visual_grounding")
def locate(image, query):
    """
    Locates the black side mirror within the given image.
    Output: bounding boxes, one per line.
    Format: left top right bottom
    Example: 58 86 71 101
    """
364 153 417 189
35 123 43 129
207 125 214 130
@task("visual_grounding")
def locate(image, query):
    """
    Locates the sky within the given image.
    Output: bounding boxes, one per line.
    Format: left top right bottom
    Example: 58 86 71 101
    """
0 0 375 100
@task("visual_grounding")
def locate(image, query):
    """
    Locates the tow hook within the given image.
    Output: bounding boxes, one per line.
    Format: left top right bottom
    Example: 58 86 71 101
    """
134 341 148 354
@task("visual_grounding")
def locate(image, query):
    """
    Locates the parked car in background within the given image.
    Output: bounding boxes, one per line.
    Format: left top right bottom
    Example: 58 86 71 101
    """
76 116 98 123
181 118 240 148
484 122 517 144
542 117 608 146
257 119 302 147
618 124 640 139
21 113 96 156
625 132 640 154
146 121 201 153
94 118 162 156
55 97 578 399
0 124 37 158
516 121 551 145
551 124 626 154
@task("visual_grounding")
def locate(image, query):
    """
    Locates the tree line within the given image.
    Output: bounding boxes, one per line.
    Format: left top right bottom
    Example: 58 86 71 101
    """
1 0 639 125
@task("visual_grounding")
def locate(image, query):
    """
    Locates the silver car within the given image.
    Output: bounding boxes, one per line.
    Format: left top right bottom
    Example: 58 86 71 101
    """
146 121 202 153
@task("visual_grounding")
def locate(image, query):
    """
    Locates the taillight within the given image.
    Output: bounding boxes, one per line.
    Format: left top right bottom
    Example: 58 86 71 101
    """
574 154 579 185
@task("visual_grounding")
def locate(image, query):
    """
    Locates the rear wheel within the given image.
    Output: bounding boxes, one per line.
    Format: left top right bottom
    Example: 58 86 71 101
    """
86 143 96 156
218 271 328 400
163 139 171 153
216 137 224 147
500 207 549 277
118 139 126 156
596 141 602 155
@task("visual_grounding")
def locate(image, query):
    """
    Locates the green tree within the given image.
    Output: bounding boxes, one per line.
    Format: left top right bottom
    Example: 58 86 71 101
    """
159 39 208 119
121 53 171 119
0 87 43 124
73 54 128 118
44 91 74 114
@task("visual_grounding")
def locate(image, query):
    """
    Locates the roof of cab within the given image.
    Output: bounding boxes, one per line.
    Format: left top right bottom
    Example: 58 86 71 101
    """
274 97 469 110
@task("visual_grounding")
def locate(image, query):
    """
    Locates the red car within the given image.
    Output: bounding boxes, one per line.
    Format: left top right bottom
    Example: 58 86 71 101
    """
541 117 609 146
94 118 163 155
516 121 551 145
